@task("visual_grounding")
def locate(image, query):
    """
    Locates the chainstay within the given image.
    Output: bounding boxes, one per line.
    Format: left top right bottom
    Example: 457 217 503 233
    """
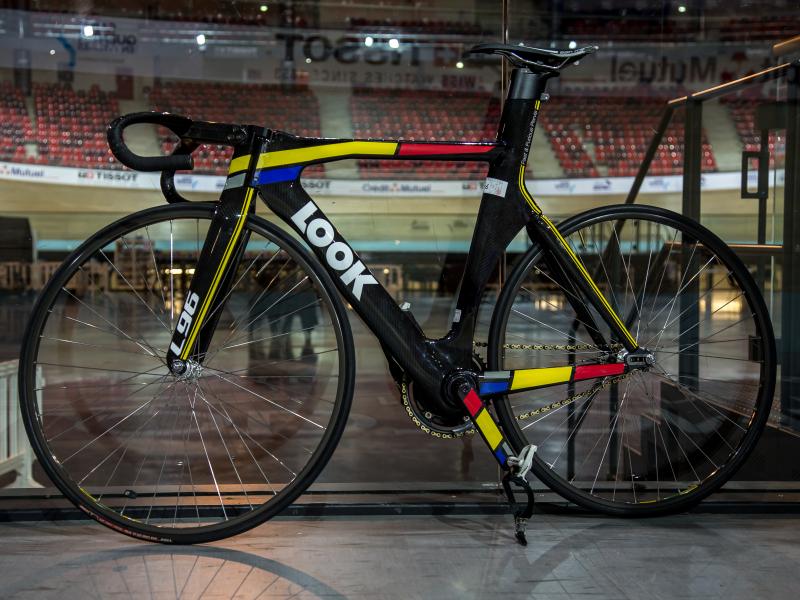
402 343 630 436
473 340 627 423
514 373 631 421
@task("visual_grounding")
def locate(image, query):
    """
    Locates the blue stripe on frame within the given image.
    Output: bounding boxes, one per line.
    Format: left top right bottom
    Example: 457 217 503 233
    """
494 447 508 466
254 166 302 185
479 381 509 396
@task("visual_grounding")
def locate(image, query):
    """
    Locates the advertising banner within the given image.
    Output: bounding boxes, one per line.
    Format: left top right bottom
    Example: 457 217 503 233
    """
0 9 785 91
1 161 781 197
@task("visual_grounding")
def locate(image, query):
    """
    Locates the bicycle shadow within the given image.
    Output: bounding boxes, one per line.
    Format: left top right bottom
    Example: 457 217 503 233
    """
3 542 347 599
431 512 732 597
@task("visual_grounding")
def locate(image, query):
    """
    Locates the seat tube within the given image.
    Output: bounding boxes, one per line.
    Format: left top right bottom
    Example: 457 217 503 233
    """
497 68 555 164
166 131 263 371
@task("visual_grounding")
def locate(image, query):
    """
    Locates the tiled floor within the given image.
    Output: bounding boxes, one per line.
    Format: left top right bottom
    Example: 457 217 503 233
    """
0 513 797 599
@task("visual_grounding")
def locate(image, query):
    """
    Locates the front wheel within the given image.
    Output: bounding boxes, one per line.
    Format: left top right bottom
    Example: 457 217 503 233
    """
19 203 355 543
488 205 776 515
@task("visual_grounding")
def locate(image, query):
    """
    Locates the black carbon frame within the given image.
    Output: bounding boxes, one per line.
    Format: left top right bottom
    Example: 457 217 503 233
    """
167 67 639 408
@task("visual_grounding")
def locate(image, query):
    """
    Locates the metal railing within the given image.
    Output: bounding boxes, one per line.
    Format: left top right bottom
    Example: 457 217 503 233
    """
0 360 42 488
623 34 800 428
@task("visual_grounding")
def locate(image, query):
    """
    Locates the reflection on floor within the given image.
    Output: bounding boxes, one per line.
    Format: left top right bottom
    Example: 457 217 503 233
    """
0 514 796 599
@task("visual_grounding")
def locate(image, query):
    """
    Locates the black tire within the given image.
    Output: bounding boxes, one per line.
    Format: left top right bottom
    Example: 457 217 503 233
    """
19 203 355 543
488 204 776 516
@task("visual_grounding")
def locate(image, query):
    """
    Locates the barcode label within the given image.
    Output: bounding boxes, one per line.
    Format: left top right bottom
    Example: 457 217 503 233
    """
483 177 508 198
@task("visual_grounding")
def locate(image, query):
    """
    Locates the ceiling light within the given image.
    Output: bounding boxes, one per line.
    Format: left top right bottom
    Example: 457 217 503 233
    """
196 33 206 45
365 36 374 47
568 40 577 49
260 4 268 11
82 24 94 37
456 61 464 69
388 38 399 49
678 5 687 12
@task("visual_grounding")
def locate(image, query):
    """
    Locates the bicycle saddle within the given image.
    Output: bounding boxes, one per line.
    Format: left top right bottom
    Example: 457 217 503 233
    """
466 42 598 72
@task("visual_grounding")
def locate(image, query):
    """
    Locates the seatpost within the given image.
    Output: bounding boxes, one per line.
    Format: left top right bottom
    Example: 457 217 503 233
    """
496 68 558 162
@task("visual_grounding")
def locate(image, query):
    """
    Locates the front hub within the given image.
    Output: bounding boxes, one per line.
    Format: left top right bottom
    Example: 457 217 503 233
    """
170 359 203 382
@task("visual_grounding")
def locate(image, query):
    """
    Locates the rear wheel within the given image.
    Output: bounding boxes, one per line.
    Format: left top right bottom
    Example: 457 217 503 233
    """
19 203 355 543
488 205 776 515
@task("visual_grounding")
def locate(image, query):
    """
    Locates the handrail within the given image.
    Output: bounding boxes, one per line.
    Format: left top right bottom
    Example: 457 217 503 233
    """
668 61 796 106
626 40 798 207
774 35 800 57
623 106 675 204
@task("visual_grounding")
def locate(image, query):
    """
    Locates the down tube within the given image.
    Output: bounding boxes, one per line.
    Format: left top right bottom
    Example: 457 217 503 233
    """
259 181 450 399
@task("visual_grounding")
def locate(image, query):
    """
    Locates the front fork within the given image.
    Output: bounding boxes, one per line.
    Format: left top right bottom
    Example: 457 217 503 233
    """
166 141 261 372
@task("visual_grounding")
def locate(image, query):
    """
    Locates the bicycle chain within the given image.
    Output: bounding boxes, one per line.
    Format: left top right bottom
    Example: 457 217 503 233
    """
400 379 475 439
403 342 627 437
514 372 631 421
473 341 612 352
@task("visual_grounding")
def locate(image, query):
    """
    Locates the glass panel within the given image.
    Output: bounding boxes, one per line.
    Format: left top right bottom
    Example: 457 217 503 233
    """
0 1 798 498
0 1 504 493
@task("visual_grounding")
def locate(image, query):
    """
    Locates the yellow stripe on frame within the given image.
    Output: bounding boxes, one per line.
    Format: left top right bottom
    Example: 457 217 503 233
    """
259 141 398 170
230 141 397 174
474 409 503 450
180 187 255 359
511 366 573 390
228 155 249 174
518 164 541 213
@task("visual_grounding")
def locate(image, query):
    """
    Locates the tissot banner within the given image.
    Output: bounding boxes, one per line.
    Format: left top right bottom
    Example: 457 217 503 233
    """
0 161 780 196
0 9 784 91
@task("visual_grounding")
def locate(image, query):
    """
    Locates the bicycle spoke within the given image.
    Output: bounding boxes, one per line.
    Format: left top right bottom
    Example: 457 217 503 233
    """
496 211 770 509
26 208 349 539
632 222 658 341
98 249 171 332
46 373 171 443
41 336 164 360
511 308 594 347
590 379 630 494
200 385 253 510
197 381 297 479
207 371 324 429
199 241 276 328
190 393 228 521
197 381 280 493
144 225 169 317
58 288 163 357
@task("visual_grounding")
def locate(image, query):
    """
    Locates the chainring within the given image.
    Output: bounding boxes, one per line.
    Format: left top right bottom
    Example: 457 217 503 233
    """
400 377 476 438
398 353 486 439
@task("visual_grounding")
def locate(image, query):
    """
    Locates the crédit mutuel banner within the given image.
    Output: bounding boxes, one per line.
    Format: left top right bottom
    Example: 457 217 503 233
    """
0 9 785 92
0 161 783 197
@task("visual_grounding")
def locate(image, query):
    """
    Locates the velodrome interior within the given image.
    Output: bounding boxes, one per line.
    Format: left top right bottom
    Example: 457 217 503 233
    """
0 1 797 598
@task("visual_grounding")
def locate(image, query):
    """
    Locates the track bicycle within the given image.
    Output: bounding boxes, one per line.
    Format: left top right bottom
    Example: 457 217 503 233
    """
19 43 776 545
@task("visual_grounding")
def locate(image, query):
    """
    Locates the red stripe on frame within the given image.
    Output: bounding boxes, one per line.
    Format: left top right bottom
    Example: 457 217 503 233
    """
397 143 496 156
462 389 483 417
574 363 626 381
